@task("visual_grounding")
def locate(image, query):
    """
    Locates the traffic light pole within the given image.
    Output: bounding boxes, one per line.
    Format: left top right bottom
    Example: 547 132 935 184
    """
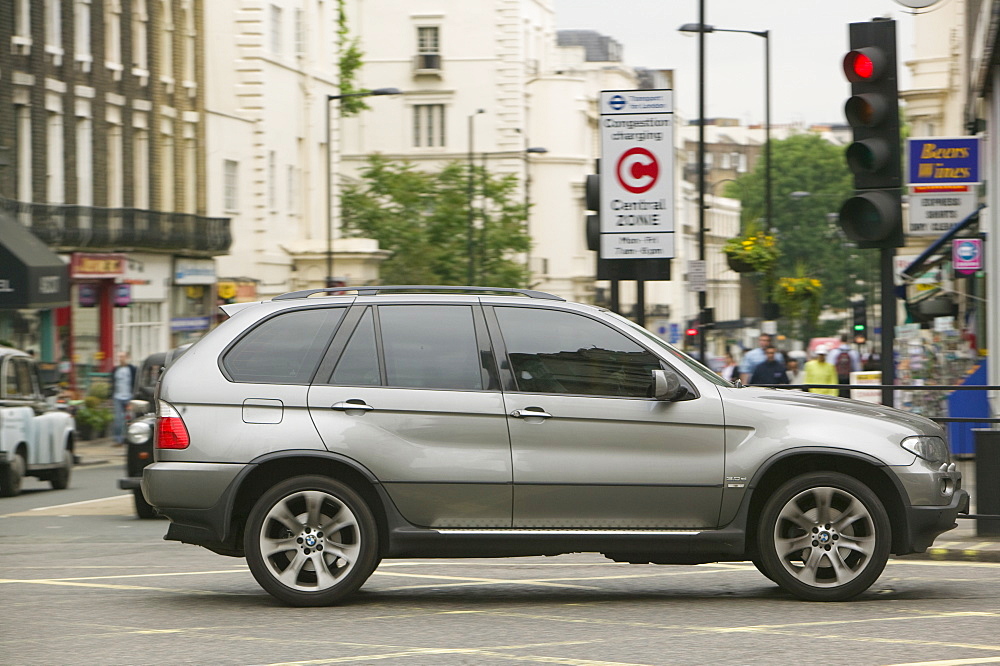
880 248 896 406
697 0 707 363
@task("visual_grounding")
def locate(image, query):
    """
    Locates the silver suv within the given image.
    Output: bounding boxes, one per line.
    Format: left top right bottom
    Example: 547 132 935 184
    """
142 286 969 606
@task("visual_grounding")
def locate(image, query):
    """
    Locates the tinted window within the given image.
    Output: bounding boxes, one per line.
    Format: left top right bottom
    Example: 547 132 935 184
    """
330 308 380 386
495 307 661 397
3 358 36 399
224 308 345 383
379 305 482 390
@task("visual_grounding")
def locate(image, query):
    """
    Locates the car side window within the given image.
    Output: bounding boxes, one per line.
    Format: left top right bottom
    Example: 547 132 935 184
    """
4 358 36 399
330 308 381 386
379 305 483 391
223 307 346 384
494 307 662 397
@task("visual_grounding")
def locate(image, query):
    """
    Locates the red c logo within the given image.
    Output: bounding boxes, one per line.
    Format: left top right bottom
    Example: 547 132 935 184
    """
616 147 659 194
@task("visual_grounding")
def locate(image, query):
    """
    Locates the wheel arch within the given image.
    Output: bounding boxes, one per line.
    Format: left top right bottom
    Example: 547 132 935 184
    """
744 450 910 556
229 453 391 556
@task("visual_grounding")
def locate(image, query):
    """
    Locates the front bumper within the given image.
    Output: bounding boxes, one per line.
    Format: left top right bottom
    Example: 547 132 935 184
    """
904 488 970 554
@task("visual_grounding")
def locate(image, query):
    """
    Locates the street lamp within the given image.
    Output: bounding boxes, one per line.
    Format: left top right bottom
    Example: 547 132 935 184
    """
475 147 548 285
679 22 770 235
326 87 402 289
467 109 486 284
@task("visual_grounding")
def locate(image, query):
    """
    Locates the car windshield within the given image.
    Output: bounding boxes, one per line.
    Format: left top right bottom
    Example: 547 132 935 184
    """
605 311 732 388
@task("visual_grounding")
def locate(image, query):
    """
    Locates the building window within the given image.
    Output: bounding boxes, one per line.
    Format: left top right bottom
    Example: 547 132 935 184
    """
160 0 174 82
413 104 445 148
75 1 93 68
14 0 31 39
268 151 277 210
295 8 305 58
16 107 31 202
416 26 440 70
105 0 123 69
45 0 62 49
47 113 65 204
287 165 297 215
720 153 731 170
223 160 239 212
736 153 747 173
107 124 124 208
182 0 195 83
76 116 94 206
161 127 175 208
270 5 283 56
132 0 149 71
134 127 150 209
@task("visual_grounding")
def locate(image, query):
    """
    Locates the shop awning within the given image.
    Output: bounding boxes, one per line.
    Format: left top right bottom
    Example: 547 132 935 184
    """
0 213 70 309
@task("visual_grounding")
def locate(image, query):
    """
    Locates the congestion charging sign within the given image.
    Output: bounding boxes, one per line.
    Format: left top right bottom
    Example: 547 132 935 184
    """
599 90 675 260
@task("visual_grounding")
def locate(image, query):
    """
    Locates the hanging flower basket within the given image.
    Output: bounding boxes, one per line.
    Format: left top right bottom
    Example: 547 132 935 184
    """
727 254 756 273
773 274 823 326
722 225 779 274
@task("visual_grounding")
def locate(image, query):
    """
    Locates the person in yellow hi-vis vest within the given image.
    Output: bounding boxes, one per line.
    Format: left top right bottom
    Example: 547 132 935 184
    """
804 346 839 395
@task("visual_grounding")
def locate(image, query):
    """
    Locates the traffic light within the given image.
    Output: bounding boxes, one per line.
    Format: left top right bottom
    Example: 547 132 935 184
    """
839 19 904 249
852 298 868 343
585 165 600 252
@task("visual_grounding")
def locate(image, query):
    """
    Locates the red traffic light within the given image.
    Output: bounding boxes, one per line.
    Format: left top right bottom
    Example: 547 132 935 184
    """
685 328 698 337
843 48 884 82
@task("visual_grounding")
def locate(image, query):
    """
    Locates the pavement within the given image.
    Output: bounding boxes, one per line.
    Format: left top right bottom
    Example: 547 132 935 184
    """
72 437 1000 563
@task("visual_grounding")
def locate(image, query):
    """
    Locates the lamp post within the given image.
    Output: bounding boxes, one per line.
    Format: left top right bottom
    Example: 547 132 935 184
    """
467 109 485 284
475 147 548 285
326 87 402 289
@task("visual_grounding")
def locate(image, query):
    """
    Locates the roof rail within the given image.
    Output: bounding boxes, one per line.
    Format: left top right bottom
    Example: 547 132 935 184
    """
272 285 565 301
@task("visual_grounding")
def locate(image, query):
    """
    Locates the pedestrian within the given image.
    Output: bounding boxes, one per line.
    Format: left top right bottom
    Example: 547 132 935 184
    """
804 346 839 395
719 352 739 383
739 334 785 384
786 357 805 388
112 351 136 445
827 334 862 397
749 346 789 386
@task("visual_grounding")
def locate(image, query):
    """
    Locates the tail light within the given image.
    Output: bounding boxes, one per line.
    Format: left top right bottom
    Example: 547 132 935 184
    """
156 400 190 449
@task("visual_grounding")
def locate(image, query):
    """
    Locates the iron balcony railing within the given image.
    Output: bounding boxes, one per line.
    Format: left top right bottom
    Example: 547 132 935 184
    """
0 197 231 255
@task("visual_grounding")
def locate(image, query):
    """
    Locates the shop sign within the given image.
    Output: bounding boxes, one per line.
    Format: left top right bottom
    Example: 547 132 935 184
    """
114 283 132 307
953 238 983 275
170 316 211 332
907 191 978 236
907 137 979 186
78 283 98 307
174 258 216 285
71 253 127 278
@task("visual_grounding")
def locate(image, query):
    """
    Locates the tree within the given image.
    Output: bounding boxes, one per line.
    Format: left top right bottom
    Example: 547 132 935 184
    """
336 0 367 117
341 155 531 286
725 134 870 313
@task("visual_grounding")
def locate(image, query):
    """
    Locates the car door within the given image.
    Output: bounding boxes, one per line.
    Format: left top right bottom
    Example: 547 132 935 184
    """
489 305 726 529
308 302 512 528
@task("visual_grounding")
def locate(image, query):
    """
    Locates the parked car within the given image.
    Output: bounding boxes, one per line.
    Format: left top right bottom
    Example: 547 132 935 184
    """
142 286 969 606
0 346 76 496
119 346 189 518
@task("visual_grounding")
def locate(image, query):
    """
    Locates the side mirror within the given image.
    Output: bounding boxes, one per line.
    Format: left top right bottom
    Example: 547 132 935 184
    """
652 369 687 401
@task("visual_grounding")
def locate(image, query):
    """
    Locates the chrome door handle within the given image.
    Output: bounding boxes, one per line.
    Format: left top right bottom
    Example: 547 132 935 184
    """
511 408 552 419
332 400 374 412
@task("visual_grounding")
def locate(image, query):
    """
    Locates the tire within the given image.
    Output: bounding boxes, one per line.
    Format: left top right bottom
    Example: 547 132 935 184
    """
133 488 157 519
50 448 73 490
757 472 891 602
0 451 26 497
244 475 381 607
751 555 774 582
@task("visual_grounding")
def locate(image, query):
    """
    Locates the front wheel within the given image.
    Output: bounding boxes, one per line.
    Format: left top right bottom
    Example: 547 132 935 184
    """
757 472 891 601
244 476 381 607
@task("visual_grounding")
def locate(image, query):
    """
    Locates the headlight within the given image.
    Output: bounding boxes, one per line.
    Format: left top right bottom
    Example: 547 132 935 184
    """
900 435 949 464
126 420 154 445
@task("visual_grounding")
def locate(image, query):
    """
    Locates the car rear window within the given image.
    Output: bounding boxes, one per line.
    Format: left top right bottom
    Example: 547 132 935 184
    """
223 308 346 383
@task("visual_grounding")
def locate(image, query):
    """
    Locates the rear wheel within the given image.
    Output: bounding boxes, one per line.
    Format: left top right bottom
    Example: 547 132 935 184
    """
50 448 73 490
244 476 380 607
757 472 890 601
133 488 157 519
0 451 26 497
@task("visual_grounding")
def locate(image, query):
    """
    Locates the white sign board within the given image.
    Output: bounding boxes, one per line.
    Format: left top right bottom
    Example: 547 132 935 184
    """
850 371 882 403
687 260 706 292
599 90 675 260
907 191 978 235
